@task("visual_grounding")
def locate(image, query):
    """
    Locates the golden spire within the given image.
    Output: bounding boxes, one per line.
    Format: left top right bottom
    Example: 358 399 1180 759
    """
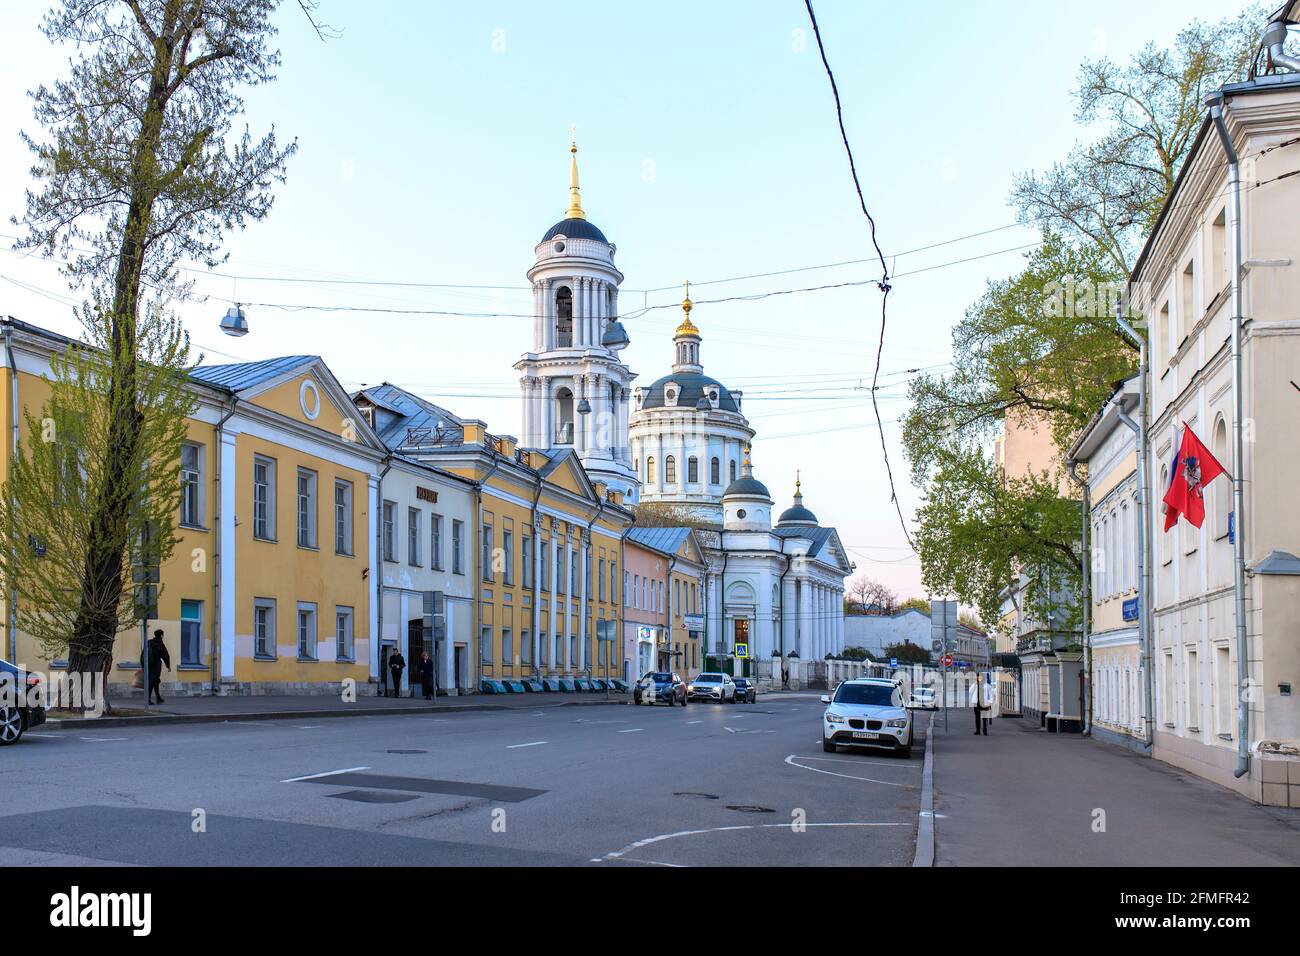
675 278 700 338
794 470 804 504
566 127 586 221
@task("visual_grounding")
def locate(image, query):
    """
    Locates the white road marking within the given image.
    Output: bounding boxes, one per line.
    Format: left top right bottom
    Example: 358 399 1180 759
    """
78 736 128 742
507 741 548 749
603 822 907 860
281 766 369 783
687 720 703 725
24 733 61 738
784 754 916 788
792 754 914 767
617 728 643 734
295 725 324 729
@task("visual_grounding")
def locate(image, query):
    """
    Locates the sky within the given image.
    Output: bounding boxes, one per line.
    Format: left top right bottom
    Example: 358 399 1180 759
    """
0 0 1254 607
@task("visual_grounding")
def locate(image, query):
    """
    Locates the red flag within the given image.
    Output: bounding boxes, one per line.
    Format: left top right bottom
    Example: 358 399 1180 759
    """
1163 424 1228 531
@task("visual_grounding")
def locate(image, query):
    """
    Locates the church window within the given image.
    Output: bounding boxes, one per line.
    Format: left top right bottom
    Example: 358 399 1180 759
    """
665 456 677 484
555 388 574 444
646 457 656 483
729 460 737 483
555 287 573 347
688 457 698 483
710 457 720 484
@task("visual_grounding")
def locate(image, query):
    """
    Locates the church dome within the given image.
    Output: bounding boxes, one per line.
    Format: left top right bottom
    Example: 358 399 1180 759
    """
541 217 609 244
724 474 771 498
776 475 818 526
640 372 739 412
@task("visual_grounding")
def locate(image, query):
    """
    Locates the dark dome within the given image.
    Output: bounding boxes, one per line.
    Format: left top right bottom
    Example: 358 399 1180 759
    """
640 372 739 413
777 504 819 526
724 476 770 499
541 217 608 244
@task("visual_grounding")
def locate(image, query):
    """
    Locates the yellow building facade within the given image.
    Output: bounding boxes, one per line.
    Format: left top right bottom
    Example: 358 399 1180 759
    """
1 319 387 695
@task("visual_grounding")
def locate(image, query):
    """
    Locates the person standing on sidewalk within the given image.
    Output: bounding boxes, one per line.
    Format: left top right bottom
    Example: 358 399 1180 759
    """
140 629 171 705
419 651 434 700
981 674 998 733
389 647 406 699
969 673 986 735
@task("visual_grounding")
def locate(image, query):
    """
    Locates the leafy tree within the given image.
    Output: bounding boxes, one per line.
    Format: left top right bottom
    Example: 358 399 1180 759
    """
883 641 930 665
898 597 930 615
839 646 872 662
2 1 299 707
1011 5 1264 274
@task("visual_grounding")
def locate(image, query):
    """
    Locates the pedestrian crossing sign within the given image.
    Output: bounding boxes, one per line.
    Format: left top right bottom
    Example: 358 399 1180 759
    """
734 642 749 658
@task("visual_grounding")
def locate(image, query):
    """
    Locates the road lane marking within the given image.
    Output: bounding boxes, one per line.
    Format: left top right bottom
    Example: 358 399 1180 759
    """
784 754 916 788
792 754 915 767
507 741 548 749
602 822 907 860
281 766 370 783
78 736 128 742
687 720 703 725
617 728 643 734
24 733 62 738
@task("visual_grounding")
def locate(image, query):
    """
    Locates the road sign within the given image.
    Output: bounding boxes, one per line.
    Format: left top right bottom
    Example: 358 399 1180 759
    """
943 654 953 667
1122 597 1139 622
734 642 749 659
889 657 898 668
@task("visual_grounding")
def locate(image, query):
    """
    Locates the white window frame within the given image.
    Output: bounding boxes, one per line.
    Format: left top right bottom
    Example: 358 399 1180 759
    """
253 456 276 541
254 598 276 659
408 507 422 567
383 500 397 562
297 602 318 661
180 442 203 528
296 468 318 549
335 605 354 662
334 479 353 555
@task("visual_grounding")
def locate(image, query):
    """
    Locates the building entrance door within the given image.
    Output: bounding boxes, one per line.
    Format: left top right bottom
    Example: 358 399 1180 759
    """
407 619 424 698
453 644 465 692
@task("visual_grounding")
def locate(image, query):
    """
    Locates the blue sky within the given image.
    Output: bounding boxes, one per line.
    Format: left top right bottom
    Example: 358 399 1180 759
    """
0 0 1252 603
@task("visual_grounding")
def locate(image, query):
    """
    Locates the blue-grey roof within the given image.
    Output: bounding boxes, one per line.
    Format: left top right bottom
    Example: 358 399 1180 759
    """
1256 550 1300 575
188 355 315 391
773 525 836 558
627 526 693 557
640 372 739 413
777 504 818 526
723 475 770 499
353 383 463 448
542 217 608 244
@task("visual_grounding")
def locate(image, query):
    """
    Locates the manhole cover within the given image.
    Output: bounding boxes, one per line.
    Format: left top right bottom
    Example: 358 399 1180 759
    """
326 790 420 804
673 791 719 800
386 749 428 754
726 805 775 813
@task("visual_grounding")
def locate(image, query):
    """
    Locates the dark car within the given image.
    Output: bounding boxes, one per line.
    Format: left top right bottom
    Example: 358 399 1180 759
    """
732 677 758 704
0 659 46 746
633 671 688 706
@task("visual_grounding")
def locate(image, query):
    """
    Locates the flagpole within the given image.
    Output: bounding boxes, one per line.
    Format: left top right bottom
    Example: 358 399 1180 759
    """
1208 93 1251 781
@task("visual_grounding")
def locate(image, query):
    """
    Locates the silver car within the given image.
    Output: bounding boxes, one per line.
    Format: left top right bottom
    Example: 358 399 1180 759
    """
688 672 736 703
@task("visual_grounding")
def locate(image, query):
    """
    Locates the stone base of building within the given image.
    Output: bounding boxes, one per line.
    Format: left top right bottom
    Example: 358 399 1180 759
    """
107 679 423 698
1154 729 1300 807
1089 722 1151 755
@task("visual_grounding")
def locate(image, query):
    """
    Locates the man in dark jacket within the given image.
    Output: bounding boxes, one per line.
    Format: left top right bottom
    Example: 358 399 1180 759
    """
141 629 171 704
388 647 406 699
419 651 435 700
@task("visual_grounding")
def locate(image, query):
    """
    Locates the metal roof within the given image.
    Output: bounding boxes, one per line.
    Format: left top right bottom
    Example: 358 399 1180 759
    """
188 355 316 392
541 217 609 244
626 526 694 557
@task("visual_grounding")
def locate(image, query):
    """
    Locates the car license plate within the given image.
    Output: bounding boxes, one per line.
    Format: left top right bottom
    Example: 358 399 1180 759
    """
851 731 878 740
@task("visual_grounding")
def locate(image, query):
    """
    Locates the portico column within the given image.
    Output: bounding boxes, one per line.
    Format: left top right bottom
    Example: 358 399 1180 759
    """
618 387 629 462
757 572 773 660
798 579 812 660
579 532 590 672
817 585 827 660
565 530 575 672
836 591 844 653
548 522 559 672
781 575 797 658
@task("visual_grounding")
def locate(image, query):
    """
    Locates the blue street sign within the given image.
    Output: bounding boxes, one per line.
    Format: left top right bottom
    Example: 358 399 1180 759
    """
1228 510 1235 545
1122 597 1139 622
890 657 898 668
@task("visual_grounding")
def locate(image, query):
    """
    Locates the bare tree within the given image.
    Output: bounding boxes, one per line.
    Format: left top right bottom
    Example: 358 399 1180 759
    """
845 574 898 616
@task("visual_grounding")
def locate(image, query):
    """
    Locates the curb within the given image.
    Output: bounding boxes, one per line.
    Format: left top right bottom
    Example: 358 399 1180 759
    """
47 696 629 730
912 711 936 868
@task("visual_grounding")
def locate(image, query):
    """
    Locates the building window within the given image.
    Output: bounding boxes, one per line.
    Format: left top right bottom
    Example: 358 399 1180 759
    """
541 540 550 590
624 570 630 605
334 480 353 555
180 599 202 667
522 629 532 665
729 460 737 483
598 558 606 601
610 561 617 605
336 606 354 661
383 501 397 561
431 513 444 570
1212 417 1230 540
480 625 493 663
296 468 318 549
452 519 464 574
710 457 720 485
502 628 513 666
297 603 317 660
646 457 656 483
482 523 494 583
665 455 677 484
522 535 533 589
180 443 202 527
503 530 514 585
254 598 276 659
408 507 422 567
540 631 549 665
688 456 698 483
253 456 276 541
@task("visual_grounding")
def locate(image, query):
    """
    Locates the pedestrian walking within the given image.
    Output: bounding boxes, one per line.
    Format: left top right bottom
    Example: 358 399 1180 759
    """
981 674 998 734
419 650 435 700
968 673 985 735
388 646 406 699
781 664 790 690
140 629 171 705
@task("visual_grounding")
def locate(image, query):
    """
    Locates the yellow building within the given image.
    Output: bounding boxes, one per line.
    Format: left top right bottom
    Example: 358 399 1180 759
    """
367 386 633 688
623 527 706 679
1 318 387 695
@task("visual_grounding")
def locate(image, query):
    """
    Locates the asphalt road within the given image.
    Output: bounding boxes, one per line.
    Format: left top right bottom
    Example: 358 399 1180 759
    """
0 693 924 867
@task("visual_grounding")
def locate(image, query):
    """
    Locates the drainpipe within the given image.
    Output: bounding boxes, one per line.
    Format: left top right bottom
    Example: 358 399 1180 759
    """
1206 92 1251 779
374 456 392 688
471 451 504 691
210 397 237 694
1264 20 1300 73
530 471 543 681
666 553 677 672
1066 458 1091 735
1116 309 1154 752
3 321 19 664
584 498 606 681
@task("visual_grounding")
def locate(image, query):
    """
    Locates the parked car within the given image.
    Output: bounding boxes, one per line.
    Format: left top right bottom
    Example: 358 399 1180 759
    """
633 672 688 706
0 659 46 746
909 686 937 709
688 672 736 703
821 677 913 757
732 676 757 704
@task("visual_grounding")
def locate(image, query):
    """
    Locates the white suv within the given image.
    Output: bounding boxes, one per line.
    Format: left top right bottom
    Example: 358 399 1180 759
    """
688 672 736 703
821 677 913 757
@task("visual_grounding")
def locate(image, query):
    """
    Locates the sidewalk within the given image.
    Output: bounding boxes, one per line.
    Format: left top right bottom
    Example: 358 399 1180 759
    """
50 689 628 729
931 710 1300 866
